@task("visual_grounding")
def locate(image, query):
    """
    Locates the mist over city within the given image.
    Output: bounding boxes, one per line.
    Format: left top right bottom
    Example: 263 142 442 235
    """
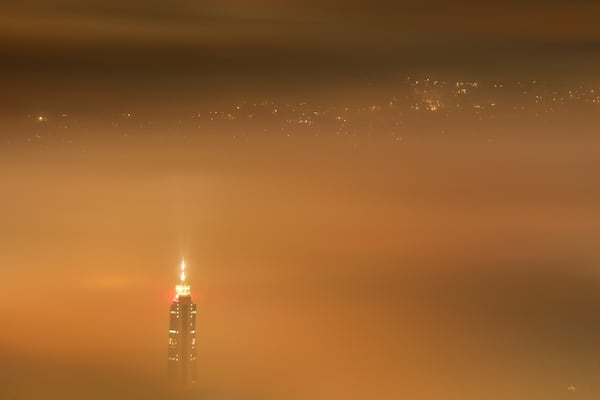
2 2 600 400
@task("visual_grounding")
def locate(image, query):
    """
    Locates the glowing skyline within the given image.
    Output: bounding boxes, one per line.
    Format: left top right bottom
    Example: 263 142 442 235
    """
2 0 600 399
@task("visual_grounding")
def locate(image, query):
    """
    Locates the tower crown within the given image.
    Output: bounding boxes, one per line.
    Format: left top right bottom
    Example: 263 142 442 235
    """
175 258 191 296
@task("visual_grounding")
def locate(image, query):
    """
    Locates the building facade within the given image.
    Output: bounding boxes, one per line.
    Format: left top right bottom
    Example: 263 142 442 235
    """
168 259 197 385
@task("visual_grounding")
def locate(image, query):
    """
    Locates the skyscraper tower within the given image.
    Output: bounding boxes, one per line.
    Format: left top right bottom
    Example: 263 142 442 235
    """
168 258 197 385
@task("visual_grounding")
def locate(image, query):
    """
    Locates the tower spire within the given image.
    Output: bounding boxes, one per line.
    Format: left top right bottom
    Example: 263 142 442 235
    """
175 258 191 296
180 257 186 282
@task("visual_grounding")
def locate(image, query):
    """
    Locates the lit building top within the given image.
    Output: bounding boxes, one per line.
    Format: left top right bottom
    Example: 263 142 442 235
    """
168 257 197 385
175 258 191 296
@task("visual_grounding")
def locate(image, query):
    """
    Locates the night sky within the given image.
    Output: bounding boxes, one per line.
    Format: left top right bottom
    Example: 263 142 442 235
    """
2 0 600 110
